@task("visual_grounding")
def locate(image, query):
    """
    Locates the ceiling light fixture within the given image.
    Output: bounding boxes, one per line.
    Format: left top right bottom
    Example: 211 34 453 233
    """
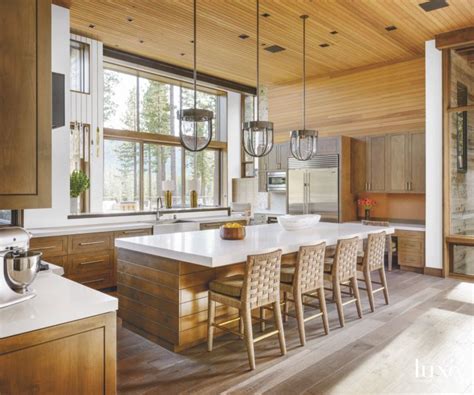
290 15 318 161
177 0 213 152
242 0 274 158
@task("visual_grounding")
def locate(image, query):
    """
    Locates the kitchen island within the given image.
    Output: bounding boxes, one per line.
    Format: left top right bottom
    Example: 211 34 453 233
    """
115 222 394 351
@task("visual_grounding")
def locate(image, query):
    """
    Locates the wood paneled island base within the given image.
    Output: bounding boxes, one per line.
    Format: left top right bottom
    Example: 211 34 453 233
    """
117 248 296 351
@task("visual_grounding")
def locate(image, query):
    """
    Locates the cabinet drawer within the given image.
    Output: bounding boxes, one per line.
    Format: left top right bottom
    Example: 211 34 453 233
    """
43 255 69 274
394 230 425 239
114 228 152 239
30 236 68 258
398 238 424 254
68 232 113 254
68 271 114 290
398 252 424 268
68 251 113 275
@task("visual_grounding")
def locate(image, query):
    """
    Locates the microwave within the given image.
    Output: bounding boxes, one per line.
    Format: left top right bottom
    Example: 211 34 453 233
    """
267 171 287 191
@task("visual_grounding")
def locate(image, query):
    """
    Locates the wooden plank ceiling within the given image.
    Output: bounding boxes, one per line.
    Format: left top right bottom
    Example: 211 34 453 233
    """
68 0 474 86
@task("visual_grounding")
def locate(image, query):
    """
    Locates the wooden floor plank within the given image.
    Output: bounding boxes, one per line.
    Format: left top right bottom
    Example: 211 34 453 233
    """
116 270 474 395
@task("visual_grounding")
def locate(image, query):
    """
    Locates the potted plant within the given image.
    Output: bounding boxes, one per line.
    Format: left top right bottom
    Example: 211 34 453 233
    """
357 198 376 220
70 170 90 214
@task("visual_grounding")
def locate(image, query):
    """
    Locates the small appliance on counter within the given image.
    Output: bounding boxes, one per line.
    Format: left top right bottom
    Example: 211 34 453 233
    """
0 227 42 308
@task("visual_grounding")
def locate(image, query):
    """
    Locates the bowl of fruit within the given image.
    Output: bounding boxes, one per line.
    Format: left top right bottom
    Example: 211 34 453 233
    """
220 222 246 240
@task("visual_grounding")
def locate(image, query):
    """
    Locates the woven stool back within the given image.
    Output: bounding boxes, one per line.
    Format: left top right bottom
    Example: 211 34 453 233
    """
365 231 386 271
332 237 359 282
294 242 326 293
242 249 282 309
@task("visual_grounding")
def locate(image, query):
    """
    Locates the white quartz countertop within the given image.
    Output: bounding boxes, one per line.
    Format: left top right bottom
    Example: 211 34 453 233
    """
115 222 394 268
0 272 118 338
28 222 153 237
348 221 425 232
182 215 249 224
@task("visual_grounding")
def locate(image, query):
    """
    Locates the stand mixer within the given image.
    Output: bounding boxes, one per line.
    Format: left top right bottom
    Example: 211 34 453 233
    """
0 227 42 308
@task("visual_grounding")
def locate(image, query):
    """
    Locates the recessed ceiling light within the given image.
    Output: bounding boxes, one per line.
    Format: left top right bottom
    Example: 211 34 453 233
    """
88 24 95 28
127 16 134 22
330 31 338 35
180 53 185 56
419 0 449 12
319 43 330 48
385 25 397 31
190 40 194 44
139 40 144 44
264 44 286 53
261 43 266 46
261 12 271 17
239 34 250 39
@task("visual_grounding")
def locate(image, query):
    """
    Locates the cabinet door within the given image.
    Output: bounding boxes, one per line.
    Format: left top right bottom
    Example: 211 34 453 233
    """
367 136 386 192
279 142 290 170
387 134 409 192
0 0 51 209
258 170 267 192
408 132 425 193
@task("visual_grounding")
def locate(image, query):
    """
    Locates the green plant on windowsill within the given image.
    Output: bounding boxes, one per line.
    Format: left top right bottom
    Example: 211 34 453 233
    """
70 170 90 214
70 170 90 198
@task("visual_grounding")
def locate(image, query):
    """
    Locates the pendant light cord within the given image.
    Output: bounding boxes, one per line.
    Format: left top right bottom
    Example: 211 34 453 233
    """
193 0 197 110
256 0 260 122
301 15 308 130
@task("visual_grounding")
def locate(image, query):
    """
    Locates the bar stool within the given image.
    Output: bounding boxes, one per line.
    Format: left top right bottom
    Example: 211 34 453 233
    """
324 237 363 327
207 249 286 370
357 231 390 312
361 220 394 271
279 242 329 346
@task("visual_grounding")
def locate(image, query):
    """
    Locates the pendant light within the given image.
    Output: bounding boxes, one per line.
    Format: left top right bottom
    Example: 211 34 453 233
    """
290 15 318 161
177 0 213 152
242 0 274 158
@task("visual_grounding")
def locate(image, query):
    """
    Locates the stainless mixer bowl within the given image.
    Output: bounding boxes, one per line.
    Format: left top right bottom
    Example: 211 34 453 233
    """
4 250 42 293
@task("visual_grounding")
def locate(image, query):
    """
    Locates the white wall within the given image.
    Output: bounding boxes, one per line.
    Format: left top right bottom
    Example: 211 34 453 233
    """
24 5 71 228
227 92 242 203
425 40 443 269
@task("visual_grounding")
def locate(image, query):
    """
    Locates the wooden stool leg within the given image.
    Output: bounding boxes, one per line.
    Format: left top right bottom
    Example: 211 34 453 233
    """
334 280 345 327
260 307 266 332
273 301 287 356
351 277 363 319
294 291 306 346
207 298 216 352
379 267 390 305
318 287 329 335
283 292 289 323
364 269 375 313
243 305 256 370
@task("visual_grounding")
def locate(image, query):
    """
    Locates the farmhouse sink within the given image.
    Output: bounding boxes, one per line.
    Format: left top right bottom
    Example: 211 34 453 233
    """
153 221 200 235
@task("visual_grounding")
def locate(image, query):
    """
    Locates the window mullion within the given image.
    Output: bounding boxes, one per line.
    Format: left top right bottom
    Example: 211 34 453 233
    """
139 142 144 211
136 74 140 132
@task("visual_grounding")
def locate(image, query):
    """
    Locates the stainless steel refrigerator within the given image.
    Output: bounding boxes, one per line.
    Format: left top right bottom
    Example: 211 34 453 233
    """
287 155 339 222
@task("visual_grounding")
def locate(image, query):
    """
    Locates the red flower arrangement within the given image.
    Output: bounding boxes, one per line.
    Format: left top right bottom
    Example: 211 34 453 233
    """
357 198 376 210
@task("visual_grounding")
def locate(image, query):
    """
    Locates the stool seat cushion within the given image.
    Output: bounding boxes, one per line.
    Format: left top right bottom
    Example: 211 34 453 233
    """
280 266 295 284
209 275 244 298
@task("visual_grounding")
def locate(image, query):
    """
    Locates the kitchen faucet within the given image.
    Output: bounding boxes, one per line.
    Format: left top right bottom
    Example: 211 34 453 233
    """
156 197 163 221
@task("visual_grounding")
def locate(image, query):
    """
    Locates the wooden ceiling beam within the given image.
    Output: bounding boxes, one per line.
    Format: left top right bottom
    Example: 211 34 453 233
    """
436 27 474 50
52 0 71 9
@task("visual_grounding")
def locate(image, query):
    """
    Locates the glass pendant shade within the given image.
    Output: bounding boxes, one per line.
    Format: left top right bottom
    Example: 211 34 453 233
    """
178 108 213 152
290 129 318 161
241 0 273 158
178 0 214 152
242 120 274 157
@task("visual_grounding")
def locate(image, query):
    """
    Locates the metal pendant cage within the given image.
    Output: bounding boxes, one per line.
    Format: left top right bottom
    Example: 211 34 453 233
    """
242 120 274 158
177 108 213 152
290 129 318 161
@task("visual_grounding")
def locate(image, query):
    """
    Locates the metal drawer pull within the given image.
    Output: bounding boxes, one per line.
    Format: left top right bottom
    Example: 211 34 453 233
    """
82 278 105 285
80 259 104 266
36 245 57 250
123 230 145 234
79 241 105 246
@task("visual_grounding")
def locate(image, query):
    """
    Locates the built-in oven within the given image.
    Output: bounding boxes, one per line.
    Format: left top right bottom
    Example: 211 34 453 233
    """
267 171 287 192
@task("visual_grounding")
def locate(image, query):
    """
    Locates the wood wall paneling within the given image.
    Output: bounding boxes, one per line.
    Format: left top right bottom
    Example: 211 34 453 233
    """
269 58 425 140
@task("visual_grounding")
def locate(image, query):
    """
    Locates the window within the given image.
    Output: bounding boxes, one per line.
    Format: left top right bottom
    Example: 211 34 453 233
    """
102 64 224 212
104 66 219 137
0 210 12 226
70 40 90 93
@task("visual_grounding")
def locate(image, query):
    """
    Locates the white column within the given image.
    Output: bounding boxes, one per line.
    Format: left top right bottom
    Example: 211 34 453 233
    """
425 40 443 269
227 92 242 205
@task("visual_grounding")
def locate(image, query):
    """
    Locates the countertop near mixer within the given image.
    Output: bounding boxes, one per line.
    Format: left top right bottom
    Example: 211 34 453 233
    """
0 271 117 338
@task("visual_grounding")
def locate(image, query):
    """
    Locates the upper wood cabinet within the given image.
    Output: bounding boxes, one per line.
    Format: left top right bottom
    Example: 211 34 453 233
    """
0 0 51 209
366 136 386 192
355 132 425 194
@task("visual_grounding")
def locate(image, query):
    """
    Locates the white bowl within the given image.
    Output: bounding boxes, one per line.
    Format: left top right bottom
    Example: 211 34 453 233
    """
277 214 321 231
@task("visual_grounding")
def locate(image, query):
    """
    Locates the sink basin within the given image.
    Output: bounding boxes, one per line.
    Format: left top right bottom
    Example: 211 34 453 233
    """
153 222 200 235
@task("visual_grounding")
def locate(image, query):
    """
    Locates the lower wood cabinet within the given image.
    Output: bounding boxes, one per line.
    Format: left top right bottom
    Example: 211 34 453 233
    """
30 227 152 290
0 312 116 394
395 230 425 271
